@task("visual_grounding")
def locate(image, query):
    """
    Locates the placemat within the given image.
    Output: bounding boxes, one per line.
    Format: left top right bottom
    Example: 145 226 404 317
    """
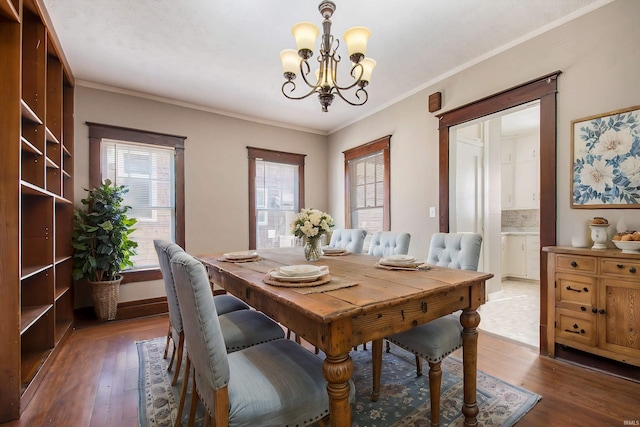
292 277 358 294
217 256 261 263
262 274 358 294
374 262 432 271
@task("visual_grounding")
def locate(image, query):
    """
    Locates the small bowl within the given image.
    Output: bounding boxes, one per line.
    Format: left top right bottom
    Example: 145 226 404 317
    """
611 240 640 254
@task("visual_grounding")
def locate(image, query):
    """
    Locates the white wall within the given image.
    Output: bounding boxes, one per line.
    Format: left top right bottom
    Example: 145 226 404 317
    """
73 87 328 306
327 0 640 260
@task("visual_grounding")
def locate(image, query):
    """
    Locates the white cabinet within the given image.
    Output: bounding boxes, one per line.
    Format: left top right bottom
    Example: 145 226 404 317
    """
526 235 540 280
502 234 540 280
504 235 527 277
501 140 515 209
501 132 539 210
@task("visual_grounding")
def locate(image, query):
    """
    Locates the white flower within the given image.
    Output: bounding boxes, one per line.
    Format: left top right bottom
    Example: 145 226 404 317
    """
579 158 614 194
619 156 640 187
594 128 634 160
290 208 334 239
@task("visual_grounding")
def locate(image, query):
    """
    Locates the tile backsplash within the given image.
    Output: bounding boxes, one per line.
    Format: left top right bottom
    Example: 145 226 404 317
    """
502 209 540 231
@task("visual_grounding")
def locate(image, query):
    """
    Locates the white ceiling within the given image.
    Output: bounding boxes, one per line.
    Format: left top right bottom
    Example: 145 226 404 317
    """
43 0 609 135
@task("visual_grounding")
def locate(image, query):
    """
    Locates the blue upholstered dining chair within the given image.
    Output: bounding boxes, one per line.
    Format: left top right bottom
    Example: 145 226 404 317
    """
155 240 251 385
154 240 286 424
376 232 483 427
170 250 342 427
368 231 411 257
327 228 367 253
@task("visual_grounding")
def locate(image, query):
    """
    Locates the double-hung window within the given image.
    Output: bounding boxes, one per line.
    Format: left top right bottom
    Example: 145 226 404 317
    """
88 123 185 282
247 147 305 250
344 136 390 234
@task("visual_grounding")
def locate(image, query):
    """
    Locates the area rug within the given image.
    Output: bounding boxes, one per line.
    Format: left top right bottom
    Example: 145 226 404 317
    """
137 337 541 426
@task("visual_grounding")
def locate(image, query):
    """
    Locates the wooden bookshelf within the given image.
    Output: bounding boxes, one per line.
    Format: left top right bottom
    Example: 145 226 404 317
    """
0 0 75 421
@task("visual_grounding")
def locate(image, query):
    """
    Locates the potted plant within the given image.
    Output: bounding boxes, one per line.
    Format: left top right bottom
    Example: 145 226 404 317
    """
72 179 138 321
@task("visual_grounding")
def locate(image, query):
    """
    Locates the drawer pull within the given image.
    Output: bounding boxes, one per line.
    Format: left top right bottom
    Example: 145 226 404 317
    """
564 328 586 335
592 307 598 313
580 306 586 311
619 264 638 274
599 309 606 315
566 286 588 293
570 261 578 268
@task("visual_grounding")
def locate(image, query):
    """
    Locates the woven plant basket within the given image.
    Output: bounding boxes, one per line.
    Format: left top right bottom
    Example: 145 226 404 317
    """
89 276 122 321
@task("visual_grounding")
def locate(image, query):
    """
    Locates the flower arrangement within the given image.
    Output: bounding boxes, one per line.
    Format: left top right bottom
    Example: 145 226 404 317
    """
291 208 334 240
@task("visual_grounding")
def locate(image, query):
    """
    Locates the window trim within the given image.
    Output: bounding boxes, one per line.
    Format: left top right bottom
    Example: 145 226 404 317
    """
247 147 305 250
343 135 391 230
87 122 186 283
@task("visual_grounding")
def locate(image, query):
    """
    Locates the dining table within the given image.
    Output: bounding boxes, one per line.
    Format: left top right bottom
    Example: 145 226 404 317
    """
197 247 493 427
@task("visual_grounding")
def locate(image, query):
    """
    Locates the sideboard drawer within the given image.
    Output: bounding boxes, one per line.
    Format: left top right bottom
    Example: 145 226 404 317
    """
555 308 597 346
556 254 597 274
601 258 640 278
555 273 597 307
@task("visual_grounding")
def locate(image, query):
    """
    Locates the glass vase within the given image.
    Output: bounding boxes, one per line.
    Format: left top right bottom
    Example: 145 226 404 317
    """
304 237 324 262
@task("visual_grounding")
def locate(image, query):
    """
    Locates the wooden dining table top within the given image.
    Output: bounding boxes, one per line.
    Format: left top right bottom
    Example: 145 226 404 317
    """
198 247 492 340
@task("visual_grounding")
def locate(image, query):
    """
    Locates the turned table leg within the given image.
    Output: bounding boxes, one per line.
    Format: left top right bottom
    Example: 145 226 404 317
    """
371 339 383 401
323 353 354 427
461 308 480 427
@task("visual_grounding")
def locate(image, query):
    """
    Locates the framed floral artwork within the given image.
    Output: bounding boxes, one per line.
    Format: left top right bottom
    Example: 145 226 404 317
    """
571 105 640 208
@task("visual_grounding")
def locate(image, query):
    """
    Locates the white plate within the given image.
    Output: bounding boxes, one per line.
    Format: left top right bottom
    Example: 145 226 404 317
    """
276 265 329 277
611 240 640 254
381 254 416 264
322 247 347 254
223 251 258 260
269 269 328 282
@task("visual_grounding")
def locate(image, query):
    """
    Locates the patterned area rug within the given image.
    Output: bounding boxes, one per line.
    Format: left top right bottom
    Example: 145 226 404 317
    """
137 337 541 426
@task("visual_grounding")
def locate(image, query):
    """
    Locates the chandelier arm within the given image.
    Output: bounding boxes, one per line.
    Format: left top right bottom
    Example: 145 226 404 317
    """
331 62 364 91
333 85 368 106
298 59 320 90
282 80 323 101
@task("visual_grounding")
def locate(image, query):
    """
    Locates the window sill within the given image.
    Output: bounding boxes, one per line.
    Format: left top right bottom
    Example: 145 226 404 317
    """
121 268 162 284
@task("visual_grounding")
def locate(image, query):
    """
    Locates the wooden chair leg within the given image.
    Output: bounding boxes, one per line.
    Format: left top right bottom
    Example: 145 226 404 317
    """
370 339 383 402
171 332 185 386
415 355 423 376
168 342 177 372
188 371 198 427
164 324 172 359
428 361 442 427
176 355 190 427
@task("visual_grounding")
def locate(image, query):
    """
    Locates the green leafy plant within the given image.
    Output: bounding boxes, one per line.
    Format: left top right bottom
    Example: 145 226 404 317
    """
72 179 138 282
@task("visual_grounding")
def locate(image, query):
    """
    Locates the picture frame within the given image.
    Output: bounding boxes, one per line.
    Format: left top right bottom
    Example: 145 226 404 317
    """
571 105 640 208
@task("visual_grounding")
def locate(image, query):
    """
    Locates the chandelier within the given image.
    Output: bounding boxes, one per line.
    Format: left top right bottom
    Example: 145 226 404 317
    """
279 1 376 112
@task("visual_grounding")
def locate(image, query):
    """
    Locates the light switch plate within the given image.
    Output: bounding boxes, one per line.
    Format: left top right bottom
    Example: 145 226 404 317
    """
429 207 436 218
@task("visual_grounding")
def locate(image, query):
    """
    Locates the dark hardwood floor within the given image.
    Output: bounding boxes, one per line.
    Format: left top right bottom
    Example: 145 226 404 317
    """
2 314 640 426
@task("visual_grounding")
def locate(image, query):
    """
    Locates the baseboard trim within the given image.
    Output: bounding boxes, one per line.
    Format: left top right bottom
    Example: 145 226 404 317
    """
74 297 168 328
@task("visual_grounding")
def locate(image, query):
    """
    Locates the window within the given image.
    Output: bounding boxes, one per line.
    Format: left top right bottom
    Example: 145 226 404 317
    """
248 147 305 250
344 136 390 234
88 123 185 283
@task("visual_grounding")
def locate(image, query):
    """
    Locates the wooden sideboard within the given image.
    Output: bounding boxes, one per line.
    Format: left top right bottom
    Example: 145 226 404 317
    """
543 246 640 366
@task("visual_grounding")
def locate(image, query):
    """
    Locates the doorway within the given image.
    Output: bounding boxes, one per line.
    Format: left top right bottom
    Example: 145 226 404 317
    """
449 102 541 347
436 72 560 354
